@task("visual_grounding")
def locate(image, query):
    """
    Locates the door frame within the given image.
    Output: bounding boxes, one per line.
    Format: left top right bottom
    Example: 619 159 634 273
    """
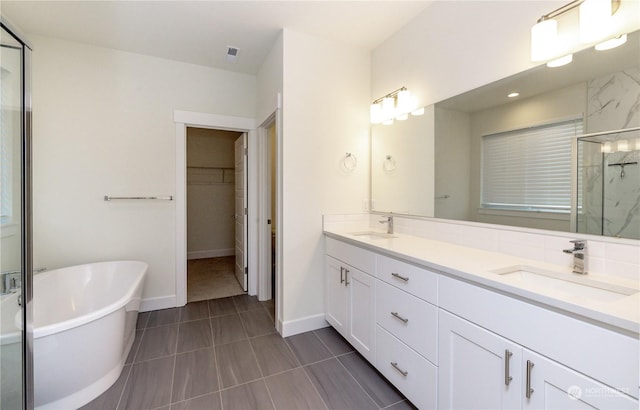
174 110 257 306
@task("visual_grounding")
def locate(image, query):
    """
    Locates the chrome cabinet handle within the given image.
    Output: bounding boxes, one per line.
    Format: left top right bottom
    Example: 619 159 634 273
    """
345 269 350 286
390 362 408 377
504 350 513 386
526 360 535 399
340 267 345 284
391 272 409 282
390 311 409 324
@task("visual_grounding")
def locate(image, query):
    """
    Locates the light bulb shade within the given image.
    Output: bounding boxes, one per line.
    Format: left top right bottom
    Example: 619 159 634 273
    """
602 141 613 153
580 0 612 43
531 19 558 61
396 89 413 113
382 97 395 121
370 103 383 124
595 34 627 50
546 54 573 67
617 139 630 152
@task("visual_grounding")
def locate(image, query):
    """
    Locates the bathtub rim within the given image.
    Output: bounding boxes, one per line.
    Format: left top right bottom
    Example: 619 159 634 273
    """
18 260 147 339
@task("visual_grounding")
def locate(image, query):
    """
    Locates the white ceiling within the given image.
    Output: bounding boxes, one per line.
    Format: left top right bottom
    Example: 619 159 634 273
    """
2 0 431 74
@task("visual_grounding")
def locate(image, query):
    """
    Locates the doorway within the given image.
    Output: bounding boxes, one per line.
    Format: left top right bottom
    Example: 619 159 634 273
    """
185 127 246 302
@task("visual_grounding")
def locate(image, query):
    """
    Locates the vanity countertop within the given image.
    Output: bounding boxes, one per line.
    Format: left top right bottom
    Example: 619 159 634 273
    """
324 228 640 335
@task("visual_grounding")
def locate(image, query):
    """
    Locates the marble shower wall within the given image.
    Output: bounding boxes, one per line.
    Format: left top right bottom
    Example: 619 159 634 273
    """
583 66 640 239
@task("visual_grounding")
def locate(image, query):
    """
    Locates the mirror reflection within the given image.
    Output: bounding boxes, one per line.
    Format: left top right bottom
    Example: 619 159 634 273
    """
371 30 639 239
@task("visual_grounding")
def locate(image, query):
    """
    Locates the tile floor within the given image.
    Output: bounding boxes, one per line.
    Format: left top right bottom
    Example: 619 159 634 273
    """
187 257 244 302
81 295 415 410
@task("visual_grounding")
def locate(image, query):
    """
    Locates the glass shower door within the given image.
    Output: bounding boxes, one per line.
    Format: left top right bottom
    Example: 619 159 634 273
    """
0 22 32 410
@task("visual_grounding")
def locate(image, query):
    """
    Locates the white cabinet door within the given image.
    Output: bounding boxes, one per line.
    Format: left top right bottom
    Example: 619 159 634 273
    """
325 256 348 335
439 310 522 410
347 266 376 362
523 350 638 410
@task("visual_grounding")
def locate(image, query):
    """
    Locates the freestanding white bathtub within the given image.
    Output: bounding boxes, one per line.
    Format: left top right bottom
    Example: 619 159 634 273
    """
18 260 147 409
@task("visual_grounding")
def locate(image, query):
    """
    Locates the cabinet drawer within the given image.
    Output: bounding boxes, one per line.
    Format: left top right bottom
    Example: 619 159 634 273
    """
376 325 437 410
326 237 376 273
376 280 438 364
377 254 438 304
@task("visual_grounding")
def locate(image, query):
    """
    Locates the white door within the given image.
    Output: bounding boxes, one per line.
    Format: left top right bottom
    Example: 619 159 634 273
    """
325 256 348 335
523 350 638 410
438 310 522 410
347 267 376 363
234 134 248 291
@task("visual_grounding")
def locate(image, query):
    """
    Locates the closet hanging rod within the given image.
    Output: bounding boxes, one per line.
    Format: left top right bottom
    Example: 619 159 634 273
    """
104 195 174 201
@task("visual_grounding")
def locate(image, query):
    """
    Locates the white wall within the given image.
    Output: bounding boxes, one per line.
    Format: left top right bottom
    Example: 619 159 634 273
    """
186 128 240 259
256 32 283 125
31 35 256 305
280 29 370 326
371 110 434 216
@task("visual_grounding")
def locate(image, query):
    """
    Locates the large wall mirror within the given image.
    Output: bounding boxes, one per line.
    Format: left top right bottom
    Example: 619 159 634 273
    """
371 29 640 240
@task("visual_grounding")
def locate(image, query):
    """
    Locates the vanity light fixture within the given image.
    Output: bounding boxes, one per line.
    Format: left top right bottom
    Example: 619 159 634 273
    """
531 0 621 64
601 141 613 153
595 33 627 50
617 139 630 152
370 86 421 125
546 54 573 67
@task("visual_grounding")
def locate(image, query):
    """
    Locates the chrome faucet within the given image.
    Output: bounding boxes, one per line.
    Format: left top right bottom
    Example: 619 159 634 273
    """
379 215 394 234
563 240 588 275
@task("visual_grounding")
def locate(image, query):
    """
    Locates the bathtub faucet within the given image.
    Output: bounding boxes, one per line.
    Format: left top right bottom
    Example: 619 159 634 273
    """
1 267 47 295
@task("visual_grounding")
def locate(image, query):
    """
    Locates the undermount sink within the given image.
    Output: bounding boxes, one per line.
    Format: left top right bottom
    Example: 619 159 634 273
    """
349 231 398 240
491 265 639 303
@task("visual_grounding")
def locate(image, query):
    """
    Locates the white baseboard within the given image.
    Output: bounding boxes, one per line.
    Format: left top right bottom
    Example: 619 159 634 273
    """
140 295 178 312
187 248 235 260
281 313 329 337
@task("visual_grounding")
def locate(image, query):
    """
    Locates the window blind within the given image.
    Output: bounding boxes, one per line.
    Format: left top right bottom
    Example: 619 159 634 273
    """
481 119 582 213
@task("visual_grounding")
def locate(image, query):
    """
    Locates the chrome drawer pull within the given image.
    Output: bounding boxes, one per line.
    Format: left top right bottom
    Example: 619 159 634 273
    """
391 272 409 282
390 362 408 377
390 311 409 324
504 349 513 386
526 360 535 399
340 267 345 284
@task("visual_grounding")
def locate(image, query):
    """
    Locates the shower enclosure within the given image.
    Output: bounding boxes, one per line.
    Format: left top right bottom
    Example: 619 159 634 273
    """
577 127 640 240
0 19 33 409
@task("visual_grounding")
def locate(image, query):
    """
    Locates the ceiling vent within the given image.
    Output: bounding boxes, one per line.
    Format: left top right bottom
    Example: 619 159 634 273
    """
226 47 239 63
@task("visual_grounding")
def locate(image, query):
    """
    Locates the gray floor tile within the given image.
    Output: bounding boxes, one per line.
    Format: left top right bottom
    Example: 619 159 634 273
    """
170 393 222 410
262 299 275 321
172 348 219 403
285 331 333 365
211 314 247 346
233 294 262 312
135 325 178 362
177 319 213 353
314 327 354 356
338 352 403 407
147 308 180 328
216 340 262 388
126 330 143 364
208 297 237 317
240 308 276 338
136 312 151 330
304 358 378 410
119 356 174 410
80 365 130 410
220 380 275 410
250 333 299 377
265 368 328 410
180 301 210 322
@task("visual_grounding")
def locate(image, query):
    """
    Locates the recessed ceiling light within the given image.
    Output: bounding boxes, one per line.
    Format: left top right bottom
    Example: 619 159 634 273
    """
507 92 520 98
226 46 239 63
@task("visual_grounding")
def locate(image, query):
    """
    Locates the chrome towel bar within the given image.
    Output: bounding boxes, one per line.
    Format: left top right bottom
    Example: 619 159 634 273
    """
104 195 174 201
